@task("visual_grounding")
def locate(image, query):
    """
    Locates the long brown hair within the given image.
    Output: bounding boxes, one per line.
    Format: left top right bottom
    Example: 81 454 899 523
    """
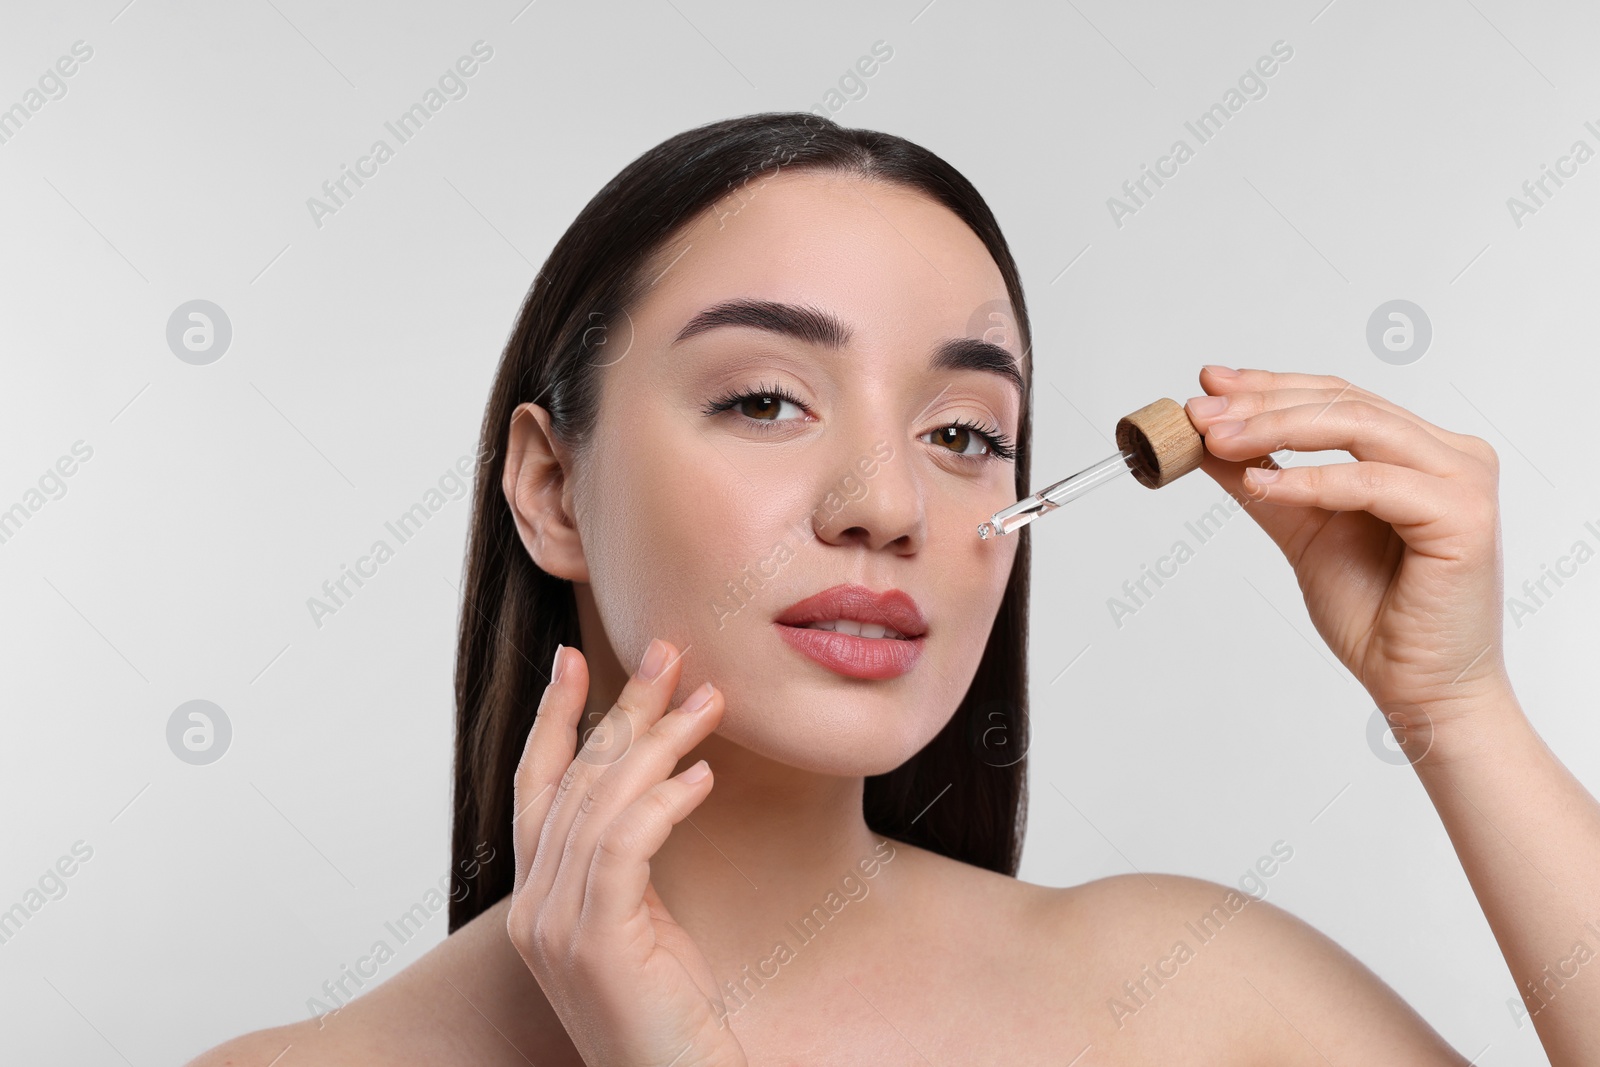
449 111 1034 932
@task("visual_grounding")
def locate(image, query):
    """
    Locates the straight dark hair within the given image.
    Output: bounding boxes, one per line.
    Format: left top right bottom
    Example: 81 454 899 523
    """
449 111 1034 932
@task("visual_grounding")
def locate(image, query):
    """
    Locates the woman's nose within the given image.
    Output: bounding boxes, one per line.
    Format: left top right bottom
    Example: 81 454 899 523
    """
809 436 924 554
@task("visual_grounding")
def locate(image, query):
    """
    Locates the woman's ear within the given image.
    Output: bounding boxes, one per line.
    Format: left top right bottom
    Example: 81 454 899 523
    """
502 402 589 582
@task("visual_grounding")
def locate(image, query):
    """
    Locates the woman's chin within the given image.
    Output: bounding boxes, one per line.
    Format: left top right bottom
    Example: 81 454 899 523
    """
710 705 941 779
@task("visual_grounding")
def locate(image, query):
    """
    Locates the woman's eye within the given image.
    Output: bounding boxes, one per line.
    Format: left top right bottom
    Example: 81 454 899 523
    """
924 422 1017 464
701 382 811 427
733 392 804 422
926 425 986 456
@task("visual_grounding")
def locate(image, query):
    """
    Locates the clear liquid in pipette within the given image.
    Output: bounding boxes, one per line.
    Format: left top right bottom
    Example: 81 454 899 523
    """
977 448 1138 539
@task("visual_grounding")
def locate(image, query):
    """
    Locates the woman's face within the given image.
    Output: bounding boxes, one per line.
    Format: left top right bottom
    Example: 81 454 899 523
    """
568 168 1025 776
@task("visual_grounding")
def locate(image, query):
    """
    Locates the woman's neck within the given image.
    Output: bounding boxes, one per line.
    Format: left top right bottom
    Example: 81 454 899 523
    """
649 730 905 974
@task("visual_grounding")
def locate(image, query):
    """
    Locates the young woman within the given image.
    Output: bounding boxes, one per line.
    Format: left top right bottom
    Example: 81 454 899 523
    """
189 112 1600 1065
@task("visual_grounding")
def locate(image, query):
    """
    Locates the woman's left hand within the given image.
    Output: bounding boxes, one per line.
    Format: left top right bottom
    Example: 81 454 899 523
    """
1182 366 1514 738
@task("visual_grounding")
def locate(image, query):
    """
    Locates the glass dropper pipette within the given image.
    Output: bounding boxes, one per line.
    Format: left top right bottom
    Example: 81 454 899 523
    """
976 397 1207 540
976 447 1138 539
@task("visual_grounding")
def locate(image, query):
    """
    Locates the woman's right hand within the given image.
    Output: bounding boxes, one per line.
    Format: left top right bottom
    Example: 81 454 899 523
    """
506 637 747 1067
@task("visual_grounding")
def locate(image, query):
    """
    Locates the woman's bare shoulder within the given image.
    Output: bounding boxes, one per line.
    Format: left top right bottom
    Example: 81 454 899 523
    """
180 1017 365 1067
181 991 461 1067
1038 872 1471 1066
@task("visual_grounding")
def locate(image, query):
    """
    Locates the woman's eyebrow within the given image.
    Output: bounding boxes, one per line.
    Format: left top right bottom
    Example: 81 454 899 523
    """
671 298 1024 398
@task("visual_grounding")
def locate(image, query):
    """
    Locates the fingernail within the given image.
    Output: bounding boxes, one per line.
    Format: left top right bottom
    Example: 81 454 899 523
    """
638 638 670 681
551 643 564 685
1187 395 1228 417
1204 364 1239 377
680 681 715 714
1248 466 1280 482
1208 419 1244 438
681 759 710 783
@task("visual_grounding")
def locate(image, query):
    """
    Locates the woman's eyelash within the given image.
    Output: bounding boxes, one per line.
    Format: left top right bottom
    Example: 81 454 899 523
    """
700 382 1017 464
700 380 805 420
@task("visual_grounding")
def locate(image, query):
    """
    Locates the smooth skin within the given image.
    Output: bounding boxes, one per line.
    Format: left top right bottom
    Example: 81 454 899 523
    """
184 170 1599 1066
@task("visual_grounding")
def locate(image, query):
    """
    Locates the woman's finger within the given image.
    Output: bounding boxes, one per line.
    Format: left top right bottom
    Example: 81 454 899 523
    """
524 638 689 909
1198 366 1481 454
1186 385 1480 469
510 644 588 897
543 682 724 935
1240 459 1456 530
1194 398 1469 479
580 753 717 939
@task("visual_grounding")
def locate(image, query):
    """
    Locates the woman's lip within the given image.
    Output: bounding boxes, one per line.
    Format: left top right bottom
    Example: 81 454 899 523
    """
773 622 925 679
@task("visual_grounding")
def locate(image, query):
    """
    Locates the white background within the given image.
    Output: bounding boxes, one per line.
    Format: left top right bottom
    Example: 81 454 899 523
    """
2 1 1597 1064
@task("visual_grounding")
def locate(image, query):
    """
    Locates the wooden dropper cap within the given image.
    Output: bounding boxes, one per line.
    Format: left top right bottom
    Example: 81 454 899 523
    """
1114 398 1206 489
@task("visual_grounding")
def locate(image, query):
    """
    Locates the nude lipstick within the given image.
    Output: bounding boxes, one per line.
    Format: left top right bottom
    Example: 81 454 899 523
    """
773 584 927 680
